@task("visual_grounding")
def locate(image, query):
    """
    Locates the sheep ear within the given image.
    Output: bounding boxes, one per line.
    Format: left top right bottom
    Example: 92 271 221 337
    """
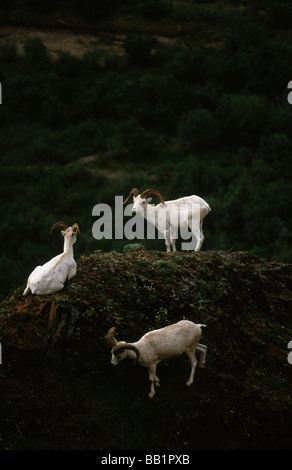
146 198 152 203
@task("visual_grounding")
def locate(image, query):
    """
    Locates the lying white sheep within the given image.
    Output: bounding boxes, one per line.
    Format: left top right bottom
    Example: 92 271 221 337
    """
107 320 207 398
23 221 80 296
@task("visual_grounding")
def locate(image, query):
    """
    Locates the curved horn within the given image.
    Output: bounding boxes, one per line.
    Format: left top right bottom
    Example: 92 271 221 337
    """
50 221 69 236
123 188 140 205
106 327 117 348
113 343 140 364
140 189 165 205
71 223 81 236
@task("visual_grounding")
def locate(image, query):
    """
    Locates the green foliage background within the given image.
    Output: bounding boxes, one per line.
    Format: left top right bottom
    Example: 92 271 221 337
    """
1 0 292 298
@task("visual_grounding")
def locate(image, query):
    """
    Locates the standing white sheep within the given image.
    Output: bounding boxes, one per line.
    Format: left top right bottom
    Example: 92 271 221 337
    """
123 188 211 252
23 221 80 295
107 320 207 398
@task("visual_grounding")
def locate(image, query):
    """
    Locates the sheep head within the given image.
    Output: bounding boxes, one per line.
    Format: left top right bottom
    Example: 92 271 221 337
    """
123 188 165 214
113 343 140 365
106 327 140 365
140 189 165 205
50 221 81 239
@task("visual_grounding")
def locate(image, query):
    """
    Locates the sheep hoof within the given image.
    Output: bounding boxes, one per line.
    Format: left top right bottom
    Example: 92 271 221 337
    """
186 381 192 387
148 392 155 398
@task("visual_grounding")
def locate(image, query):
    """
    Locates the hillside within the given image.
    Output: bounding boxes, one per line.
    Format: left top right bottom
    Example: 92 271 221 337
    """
1 1 292 299
0 249 291 450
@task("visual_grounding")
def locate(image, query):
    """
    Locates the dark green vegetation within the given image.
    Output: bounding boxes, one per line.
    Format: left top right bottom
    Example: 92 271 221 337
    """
0 250 291 450
0 1 292 451
1 1 292 299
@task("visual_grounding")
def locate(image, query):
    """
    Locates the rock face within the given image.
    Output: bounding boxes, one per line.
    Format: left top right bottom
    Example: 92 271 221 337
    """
0 249 291 450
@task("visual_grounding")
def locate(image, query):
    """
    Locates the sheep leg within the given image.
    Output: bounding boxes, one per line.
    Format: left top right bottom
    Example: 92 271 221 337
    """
185 349 198 387
23 285 30 295
191 222 203 252
194 220 204 251
170 227 177 252
154 374 160 386
184 207 202 251
67 265 77 280
163 229 171 252
196 343 207 368
148 364 158 398
163 213 172 252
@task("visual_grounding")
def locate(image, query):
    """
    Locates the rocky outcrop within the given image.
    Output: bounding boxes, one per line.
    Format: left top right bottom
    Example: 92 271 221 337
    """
0 249 291 450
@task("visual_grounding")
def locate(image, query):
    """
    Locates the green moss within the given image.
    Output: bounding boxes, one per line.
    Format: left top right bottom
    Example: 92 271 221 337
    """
123 243 145 253
153 259 179 275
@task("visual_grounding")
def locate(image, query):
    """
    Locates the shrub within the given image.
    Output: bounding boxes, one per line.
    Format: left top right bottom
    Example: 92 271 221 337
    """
124 34 158 66
55 52 83 78
257 133 292 179
178 108 218 150
123 243 145 253
153 259 178 276
23 38 51 71
244 41 292 95
0 40 17 63
43 95 66 127
218 27 292 95
216 94 269 146
106 117 156 158
166 47 207 83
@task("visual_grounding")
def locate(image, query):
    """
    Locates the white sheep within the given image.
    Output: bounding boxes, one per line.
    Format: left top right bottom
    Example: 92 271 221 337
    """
23 222 80 296
107 320 207 398
123 188 211 252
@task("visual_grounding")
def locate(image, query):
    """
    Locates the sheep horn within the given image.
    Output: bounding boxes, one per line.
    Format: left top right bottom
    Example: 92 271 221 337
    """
140 189 165 205
106 327 117 348
71 223 81 236
123 188 140 205
50 221 69 235
113 343 140 365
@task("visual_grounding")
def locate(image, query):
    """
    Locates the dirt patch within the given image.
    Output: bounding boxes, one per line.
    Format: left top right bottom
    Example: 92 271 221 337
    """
0 25 126 58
